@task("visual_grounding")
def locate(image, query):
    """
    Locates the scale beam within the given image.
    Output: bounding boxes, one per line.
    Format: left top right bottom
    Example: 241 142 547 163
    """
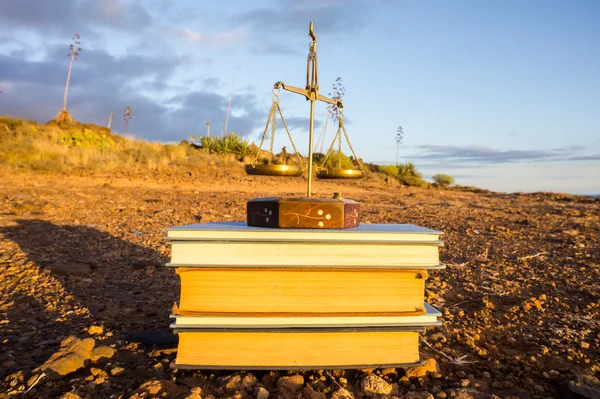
274 81 343 107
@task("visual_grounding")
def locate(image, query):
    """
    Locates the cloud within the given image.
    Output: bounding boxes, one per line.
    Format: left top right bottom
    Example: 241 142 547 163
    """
232 0 375 54
165 27 246 46
0 0 153 37
568 155 600 161
415 144 558 164
0 43 265 142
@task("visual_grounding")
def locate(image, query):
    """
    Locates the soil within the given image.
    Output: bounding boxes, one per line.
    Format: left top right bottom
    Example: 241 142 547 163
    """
0 169 598 399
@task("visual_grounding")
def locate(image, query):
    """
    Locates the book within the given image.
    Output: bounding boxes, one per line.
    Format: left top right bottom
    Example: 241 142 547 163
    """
166 223 442 268
171 302 441 328
168 241 441 268
165 221 442 242
174 328 423 369
175 267 429 316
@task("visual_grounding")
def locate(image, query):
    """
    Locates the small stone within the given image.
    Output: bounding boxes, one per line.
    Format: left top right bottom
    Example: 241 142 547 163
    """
34 336 95 380
405 359 440 378
88 326 103 336
242 374 259 391
399 376 411 387
481 372 490 379
110 367 125 376
90 367 107 378
256 386 269 399
185 387 203 399
218 373 243 392
301 386 326 399
90 345 115 361
435 392 447 399
581 342 590 349
491 381 503 389
404 391 434 399
534 385 544 393
58 393 82 399
276 375 304 392
360 374 392 397
460 379 470 387
331 388 355 399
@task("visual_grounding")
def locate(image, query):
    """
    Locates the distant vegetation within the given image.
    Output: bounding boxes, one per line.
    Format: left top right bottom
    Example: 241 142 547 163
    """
0 117 243 174
369 162 429 187
1 117 459 191
432 173 455 187
194 134 252 157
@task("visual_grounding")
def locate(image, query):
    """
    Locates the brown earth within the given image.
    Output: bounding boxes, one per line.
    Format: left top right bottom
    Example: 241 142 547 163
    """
0 168 598 399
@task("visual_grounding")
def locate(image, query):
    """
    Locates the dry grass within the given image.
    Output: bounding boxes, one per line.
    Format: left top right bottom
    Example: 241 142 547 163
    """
0 117 242 176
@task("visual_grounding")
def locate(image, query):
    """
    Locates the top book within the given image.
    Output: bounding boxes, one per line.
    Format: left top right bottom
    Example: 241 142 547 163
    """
165 222 442 243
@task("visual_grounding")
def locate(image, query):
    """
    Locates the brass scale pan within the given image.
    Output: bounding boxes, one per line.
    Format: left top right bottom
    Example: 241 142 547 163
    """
246 164 364 179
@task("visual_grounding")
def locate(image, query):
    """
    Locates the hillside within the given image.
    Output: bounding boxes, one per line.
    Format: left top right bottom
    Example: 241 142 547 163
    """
0 118 598 398
0 117 438 190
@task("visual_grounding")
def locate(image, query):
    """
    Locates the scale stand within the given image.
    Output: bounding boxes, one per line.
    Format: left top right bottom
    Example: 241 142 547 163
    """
246 22 363 229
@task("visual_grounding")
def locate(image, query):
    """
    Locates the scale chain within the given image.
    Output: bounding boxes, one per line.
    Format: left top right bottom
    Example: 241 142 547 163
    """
251 102 276 167
269 103 276 164
277 103 306 170
340 119 365 173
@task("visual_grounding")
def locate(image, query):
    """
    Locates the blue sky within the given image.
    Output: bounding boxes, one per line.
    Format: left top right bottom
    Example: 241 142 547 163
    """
1 0 599 194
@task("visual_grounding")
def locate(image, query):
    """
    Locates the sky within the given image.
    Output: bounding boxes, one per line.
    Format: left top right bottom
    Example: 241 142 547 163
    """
0 0 599 194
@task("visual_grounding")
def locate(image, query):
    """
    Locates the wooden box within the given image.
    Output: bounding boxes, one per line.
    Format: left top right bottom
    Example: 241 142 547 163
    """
247 197 360 229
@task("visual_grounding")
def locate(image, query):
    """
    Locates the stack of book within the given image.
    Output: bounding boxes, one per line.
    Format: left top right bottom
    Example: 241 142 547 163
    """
165 222 444 369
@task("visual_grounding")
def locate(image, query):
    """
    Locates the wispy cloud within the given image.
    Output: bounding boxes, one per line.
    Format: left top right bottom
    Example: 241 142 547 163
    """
165 27 245 46
568 154 600 161
415 144 557 164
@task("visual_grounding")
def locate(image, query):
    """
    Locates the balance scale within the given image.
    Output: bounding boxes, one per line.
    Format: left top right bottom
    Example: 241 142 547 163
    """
245 22 365 230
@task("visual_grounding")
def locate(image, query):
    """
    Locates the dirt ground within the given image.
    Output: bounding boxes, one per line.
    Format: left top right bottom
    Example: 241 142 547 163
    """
0 169 598 399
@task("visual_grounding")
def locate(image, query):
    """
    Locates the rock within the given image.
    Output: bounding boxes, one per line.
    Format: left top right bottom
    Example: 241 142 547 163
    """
90 367 107 378
255 386 269 399
242 374 259 391
148 348 178 357
218 373 243 392
87 325 103 336
301 386 326 399
276 374 304 392
331 388 355 399
405 392 434 399
45 262 91 276
58 393 82 399
360 374 392 397
110 367 125 376
185 387 203 399
444 389 491 399
132 379 183 397
90 345 115 361
34 336 95 380
4 370 26 385
404 359 440 378
567 375 600 398
126 331 178 345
